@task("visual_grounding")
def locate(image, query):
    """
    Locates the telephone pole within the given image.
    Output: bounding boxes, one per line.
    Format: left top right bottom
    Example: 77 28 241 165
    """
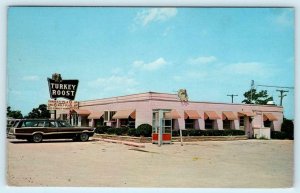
276 90 289 106
227 94 238 103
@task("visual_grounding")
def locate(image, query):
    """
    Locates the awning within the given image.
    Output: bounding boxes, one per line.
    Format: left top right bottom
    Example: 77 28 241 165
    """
184 110 201 119
112 110 136 119
71 109 90 116
238 111 254 117
88 111 104 119
263 113 278 121
204 111 220 120
164 110 181 119
222 111 238 120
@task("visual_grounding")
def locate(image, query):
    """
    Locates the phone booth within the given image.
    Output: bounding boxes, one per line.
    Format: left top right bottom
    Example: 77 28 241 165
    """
152 109 172 145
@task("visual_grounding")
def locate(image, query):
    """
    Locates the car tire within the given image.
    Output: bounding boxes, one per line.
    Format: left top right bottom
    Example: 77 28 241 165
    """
79 133 89 142
32 133 43 143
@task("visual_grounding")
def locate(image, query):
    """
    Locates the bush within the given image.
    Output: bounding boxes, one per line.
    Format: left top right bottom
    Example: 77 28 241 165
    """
115 127 129 135
281 118 294 140
107 127 116 135
271 131 287 139
136 124 152 137
171 129 245 136
128 128 137 136
94 126 111 134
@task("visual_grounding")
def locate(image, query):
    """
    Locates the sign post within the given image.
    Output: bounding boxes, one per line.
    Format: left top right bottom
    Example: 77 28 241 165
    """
158 110 163 147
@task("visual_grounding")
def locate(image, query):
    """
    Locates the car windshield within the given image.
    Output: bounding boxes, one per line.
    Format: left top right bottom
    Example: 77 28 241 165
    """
58 121 72 127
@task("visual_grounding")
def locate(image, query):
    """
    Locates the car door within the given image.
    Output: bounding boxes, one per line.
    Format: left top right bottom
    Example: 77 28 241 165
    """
44 120 58 138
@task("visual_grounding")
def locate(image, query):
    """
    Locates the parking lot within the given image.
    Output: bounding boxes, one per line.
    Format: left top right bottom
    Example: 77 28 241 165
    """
7 138 293 188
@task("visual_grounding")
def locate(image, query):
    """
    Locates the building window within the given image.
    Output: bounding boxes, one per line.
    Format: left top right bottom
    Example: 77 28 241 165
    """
223 119 231 130
119 117 135 128
205 119 213 129
239 116 245 129
264 120 272 127
60 114 68 120
104 111 109 121
163 119 172 133
110 111 116 121
104 111 116 122
185 119 195 129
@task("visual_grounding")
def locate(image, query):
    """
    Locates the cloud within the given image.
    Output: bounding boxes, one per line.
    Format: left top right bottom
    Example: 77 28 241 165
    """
273 9 293 27
135 8 177 26
22 75 40 81
88 75 138 92
132 57 167 71
188 56 217 65
224 62 269 76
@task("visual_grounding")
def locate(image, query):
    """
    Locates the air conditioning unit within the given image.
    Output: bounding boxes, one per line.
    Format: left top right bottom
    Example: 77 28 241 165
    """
267 101 275 105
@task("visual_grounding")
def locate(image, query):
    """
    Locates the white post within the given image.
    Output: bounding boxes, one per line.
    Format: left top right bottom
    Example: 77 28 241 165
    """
260 112 263 138
180 129 183 146
158 110 163 147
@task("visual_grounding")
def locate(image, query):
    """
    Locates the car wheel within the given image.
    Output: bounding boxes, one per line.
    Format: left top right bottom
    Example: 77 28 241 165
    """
32 133 43 143
79 133 89 142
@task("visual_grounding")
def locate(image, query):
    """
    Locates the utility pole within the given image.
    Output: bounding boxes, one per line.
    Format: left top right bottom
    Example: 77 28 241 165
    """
227 94 238 103
276 90 289 106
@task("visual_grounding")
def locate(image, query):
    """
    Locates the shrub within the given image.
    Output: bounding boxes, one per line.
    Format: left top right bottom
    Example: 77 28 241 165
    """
171 129 245 136
136 124 152 137
115 127 129 135
128 128 137 136
107 127 116 135
271 131 287 139
281 118 294 140
94 126 111 134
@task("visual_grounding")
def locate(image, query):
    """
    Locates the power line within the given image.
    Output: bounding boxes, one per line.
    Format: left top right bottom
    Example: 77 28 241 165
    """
227 94 238 103
251 81 293 106
257 84 294 89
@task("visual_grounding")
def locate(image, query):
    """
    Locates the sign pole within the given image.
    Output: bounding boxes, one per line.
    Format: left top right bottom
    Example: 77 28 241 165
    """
158 110 163 147
179 129 183 146
54 98 57 119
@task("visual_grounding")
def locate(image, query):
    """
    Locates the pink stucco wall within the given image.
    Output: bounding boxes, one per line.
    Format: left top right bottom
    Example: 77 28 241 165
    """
57 92 283 131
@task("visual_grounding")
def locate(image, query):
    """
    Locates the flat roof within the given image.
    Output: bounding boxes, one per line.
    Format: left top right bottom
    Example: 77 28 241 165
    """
79 91 283 109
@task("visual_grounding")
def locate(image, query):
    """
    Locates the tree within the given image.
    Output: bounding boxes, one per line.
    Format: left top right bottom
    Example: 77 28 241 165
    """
26 104 50 119
7 106 23 119
281 118 294 140
242 89 274 105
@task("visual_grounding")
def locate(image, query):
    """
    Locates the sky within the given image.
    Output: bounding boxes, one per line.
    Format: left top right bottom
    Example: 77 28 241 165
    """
7 7 295 119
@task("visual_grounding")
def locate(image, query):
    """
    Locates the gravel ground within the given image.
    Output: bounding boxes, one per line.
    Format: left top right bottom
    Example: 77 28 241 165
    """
6 138 293 188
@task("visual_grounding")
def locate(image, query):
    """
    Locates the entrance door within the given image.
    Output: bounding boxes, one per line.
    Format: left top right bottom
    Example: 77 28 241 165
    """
152 109 172 144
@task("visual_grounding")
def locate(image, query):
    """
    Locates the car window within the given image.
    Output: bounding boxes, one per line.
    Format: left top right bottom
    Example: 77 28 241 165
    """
45 121 56 127
12 120 20 127
22 120 45 127
57 121 72 127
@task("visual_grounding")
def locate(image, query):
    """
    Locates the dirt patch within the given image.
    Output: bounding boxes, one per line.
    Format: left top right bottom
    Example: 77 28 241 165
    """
7 139 293 188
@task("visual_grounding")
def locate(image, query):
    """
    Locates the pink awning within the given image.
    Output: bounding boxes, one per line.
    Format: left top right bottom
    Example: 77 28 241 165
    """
204 111 220 120
88 111 104 119
263 113 278 121
71 109 90 116
184 110 201 119
164 110 181 119
222 111 238 120
112 110 136 119
238 111 254 117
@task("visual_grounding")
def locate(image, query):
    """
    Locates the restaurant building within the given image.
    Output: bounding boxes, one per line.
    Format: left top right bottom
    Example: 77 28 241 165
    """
56 92 283 138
